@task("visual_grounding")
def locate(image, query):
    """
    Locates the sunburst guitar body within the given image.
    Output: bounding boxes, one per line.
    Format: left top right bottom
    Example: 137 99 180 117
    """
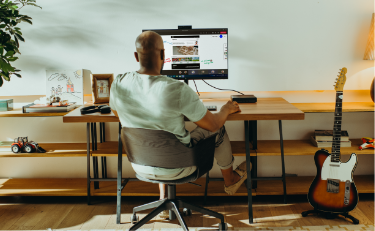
307 67 358 213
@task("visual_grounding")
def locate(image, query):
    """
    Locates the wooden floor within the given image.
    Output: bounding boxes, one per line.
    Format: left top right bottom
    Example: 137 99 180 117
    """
0 194 373 230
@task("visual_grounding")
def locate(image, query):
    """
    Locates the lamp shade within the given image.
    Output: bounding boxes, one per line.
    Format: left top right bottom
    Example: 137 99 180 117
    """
364 13 375 60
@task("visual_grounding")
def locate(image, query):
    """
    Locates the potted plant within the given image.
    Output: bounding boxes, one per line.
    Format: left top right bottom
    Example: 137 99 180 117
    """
0 0 41 87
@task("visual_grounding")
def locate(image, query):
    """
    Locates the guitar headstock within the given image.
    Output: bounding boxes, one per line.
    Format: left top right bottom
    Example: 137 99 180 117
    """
335 67 347 92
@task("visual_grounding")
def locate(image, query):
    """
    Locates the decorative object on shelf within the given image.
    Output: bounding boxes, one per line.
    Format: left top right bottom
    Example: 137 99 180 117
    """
0 0 41 87
303 68 359 224
359 137 374 150
0 99 13 111
46 69 84 105
90 74 114 104
363 13 375 102
11 137 46 153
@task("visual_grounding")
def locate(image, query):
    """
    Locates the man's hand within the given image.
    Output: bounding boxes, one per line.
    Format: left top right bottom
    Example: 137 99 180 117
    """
194 101 241 132
221 100 241 114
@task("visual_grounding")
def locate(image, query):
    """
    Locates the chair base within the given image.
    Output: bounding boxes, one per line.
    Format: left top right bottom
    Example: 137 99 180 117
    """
129 198 226 231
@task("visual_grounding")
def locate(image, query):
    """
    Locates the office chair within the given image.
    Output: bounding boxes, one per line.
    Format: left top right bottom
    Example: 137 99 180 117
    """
121 127 227 231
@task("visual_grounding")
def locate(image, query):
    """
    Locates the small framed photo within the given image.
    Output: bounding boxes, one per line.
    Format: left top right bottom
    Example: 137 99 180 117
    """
90 74 114 104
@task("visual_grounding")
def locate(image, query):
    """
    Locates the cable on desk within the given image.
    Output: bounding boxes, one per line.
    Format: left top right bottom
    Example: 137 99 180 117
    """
193 80 200 96
202 79 244 95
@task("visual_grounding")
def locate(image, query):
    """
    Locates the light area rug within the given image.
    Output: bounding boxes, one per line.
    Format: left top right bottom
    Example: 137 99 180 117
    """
52 224 375 231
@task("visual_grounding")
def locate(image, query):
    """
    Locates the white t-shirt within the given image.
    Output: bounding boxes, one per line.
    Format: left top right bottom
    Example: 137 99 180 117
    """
109 71 207 175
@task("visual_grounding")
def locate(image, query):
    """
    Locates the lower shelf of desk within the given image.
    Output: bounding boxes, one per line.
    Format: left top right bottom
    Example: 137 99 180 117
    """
0 178 253 197
0 175 372 197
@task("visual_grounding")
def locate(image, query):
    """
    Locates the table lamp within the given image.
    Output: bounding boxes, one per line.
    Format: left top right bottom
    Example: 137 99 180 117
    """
364 13 375 102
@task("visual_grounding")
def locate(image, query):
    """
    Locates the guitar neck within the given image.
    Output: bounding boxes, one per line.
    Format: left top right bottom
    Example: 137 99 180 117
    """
331 91 343 163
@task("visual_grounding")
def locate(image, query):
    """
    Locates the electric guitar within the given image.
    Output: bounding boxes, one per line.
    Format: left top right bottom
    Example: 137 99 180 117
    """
307 67 358 213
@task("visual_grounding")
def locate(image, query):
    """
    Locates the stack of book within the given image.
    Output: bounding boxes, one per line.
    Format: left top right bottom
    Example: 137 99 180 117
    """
311 130 351 148
22 103 76 113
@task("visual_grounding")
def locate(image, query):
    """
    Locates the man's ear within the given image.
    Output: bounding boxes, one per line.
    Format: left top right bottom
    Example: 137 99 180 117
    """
160 49 164 60
134 52 139 62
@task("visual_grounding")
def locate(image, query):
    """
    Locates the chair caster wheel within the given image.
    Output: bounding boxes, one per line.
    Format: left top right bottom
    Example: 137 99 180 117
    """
130 214 139 224
301 211 308 217
183 208 192 216
218 222 228 230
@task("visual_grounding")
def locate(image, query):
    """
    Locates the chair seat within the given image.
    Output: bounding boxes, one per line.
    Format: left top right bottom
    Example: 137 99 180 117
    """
135 169 199 185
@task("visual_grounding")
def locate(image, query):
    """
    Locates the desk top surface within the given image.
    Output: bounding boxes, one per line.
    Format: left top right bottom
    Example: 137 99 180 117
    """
62 97 304 123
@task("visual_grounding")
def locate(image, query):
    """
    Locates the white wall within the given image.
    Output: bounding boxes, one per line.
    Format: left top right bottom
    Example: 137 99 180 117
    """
0 0 374 96
0 0 373 179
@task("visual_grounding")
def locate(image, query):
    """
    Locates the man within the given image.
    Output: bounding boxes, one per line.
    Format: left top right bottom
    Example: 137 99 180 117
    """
110 31 248 218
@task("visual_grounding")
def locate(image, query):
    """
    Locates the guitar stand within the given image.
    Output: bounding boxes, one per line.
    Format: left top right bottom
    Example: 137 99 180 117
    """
301 210 359 224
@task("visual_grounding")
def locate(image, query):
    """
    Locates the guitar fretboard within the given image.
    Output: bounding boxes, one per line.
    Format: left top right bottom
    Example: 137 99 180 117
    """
331 91 343 163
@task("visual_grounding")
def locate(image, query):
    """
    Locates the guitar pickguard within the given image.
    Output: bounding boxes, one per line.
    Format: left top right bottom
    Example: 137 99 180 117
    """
321 153 357 182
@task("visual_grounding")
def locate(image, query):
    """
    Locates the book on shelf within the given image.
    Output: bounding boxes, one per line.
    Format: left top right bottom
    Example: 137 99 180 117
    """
310 136 352 148
22 103 77 113
314 130 349 142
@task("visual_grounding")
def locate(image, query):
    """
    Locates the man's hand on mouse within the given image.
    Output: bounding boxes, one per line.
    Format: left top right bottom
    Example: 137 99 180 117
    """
221 100 241 114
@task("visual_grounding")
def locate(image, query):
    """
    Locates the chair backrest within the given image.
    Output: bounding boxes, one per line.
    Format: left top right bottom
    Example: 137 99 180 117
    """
121 127 217 170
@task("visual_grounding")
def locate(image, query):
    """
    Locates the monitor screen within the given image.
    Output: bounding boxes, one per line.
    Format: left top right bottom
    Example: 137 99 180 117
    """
142 28 228 80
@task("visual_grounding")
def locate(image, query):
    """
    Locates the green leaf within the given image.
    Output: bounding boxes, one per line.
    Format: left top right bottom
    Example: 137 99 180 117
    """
14 35 19 47
0 76 3 87
5 50 14 57
13 73 21 78
21 18 32 24
3 75 10 81
7 57 18 61
0 24 5 28
14 33 24 42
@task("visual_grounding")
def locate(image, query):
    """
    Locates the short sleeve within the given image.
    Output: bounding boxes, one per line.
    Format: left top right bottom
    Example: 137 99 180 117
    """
179 83 207 122
109 74 121 111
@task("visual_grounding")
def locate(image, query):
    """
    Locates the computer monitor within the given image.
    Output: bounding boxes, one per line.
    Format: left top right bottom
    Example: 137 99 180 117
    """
142 28 228 80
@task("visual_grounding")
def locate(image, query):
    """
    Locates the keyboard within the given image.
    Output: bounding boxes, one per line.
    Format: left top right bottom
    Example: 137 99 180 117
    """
205 105 217 111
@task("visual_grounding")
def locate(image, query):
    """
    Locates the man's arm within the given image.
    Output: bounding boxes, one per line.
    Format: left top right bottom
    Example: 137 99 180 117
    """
194 101 240 132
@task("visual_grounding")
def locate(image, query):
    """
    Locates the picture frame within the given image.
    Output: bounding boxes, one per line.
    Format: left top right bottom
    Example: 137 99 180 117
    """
46 69 84 105
90 73 114 104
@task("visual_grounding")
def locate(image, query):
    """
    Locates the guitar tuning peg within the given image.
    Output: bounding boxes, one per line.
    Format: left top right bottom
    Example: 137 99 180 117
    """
335 78 338 80
339 69 342 71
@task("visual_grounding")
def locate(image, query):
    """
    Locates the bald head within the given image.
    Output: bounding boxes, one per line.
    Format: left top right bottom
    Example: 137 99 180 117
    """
135 31 164 71
136 31 164 53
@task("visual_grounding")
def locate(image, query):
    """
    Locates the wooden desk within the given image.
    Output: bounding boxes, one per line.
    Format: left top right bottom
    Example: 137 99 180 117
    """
63 97 304 224
63 98 304 122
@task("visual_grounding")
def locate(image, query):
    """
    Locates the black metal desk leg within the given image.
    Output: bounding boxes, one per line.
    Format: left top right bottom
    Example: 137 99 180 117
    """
116 122 123 224
86 123 91 205
100 122 105 178
102 122 108 178
91 123 99 189
249 120 257 189
244 120 254 224
278 120 287 204
94 123 99 189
